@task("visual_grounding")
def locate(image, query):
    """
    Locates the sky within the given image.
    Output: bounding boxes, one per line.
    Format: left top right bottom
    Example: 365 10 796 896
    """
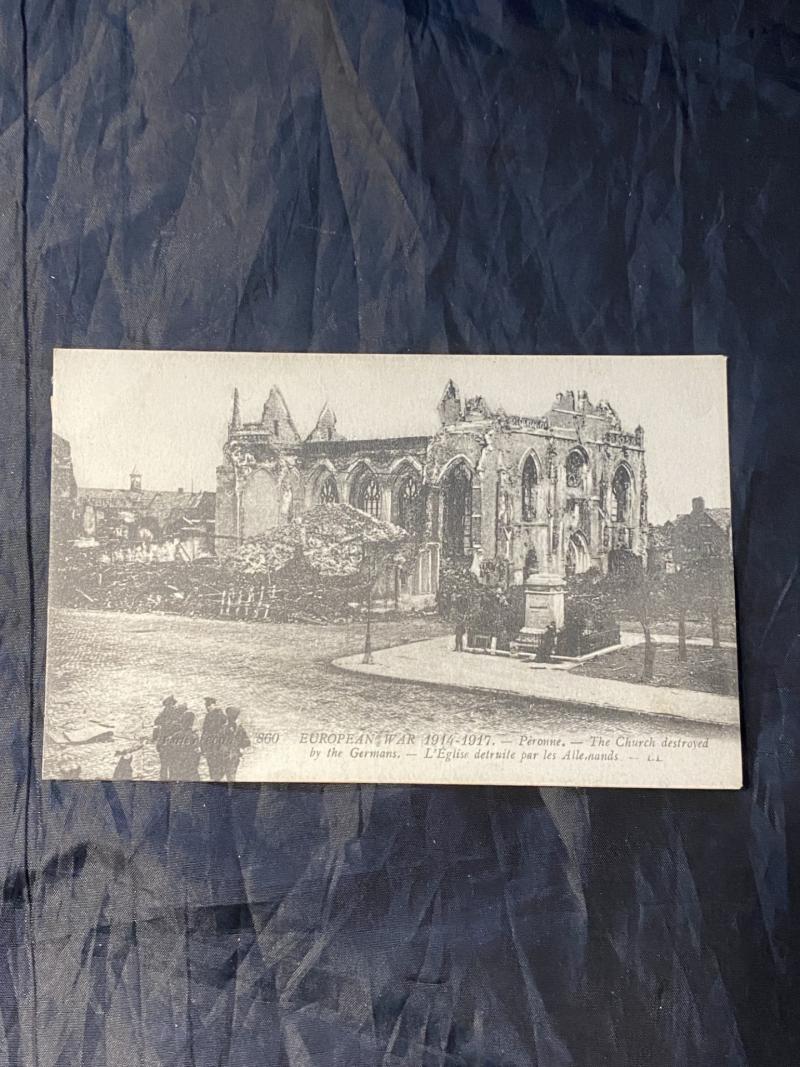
52 350 733 524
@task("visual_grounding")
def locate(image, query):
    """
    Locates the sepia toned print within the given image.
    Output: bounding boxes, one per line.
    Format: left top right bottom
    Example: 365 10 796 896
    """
44 351 742 788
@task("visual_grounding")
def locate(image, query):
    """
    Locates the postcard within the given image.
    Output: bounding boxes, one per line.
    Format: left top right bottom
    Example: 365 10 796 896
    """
44 350 742 788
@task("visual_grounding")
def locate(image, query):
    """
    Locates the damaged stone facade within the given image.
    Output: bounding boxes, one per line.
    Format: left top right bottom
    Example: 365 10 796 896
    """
216 387 435 593
426 383 648 584
50 433 216 560
76 469 216 560
216 381 647 594
51 434 79 544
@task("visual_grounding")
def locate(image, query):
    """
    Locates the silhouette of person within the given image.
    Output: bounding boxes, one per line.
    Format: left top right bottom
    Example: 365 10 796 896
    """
222 707 250 782
536 622 557 663
112 752 133 779
201 699 228 780
455 616 466 652
152 695 180 778
167 708 201 779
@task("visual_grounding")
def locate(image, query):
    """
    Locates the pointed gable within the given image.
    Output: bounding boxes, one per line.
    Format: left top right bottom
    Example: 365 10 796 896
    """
306 401 344 442
261 386 301 445
438 380 462 425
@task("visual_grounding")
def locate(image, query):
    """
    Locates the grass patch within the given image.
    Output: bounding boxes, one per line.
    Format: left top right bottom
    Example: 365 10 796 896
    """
573 643 738 696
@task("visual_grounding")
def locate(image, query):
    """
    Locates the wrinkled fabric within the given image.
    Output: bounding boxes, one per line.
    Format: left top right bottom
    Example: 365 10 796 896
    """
1 1 799 1064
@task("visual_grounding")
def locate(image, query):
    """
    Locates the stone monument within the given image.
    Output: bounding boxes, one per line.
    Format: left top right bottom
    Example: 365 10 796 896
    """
518 573 566 638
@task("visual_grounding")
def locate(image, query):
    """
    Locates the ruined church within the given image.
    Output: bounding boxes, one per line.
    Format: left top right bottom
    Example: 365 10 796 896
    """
215 382 647 599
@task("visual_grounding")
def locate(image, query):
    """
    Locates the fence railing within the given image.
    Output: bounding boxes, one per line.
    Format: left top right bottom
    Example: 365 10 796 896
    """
218 585 275 620
557 625 621 657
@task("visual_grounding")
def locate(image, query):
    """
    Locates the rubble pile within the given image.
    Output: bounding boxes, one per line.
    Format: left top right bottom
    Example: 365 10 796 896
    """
52 505 412 623
228 504 410 577
52 555 235 617
54 555 367 623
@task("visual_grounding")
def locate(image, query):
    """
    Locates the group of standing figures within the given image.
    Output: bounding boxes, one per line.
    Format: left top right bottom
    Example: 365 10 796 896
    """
152 696 251 781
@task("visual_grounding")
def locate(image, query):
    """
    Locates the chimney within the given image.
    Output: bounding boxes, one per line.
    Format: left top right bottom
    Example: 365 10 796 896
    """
691 496 705 514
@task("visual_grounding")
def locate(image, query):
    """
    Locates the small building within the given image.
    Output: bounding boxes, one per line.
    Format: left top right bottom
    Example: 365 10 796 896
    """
76 470 216 560
649 498 731 573
673 497 731 566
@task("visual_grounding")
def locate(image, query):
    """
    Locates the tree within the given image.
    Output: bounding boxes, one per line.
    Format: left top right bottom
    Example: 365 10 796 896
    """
569 552 669 682
660 568 692 661
437 555 523 648
562 568 618 656
682 554 736 649
437 560 480 624
676 571 689 661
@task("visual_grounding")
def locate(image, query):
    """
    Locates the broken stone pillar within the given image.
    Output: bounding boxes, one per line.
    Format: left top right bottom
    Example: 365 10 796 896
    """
519 573 566 636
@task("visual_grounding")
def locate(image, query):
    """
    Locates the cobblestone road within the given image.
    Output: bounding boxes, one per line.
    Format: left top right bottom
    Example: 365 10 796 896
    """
45 609 735 781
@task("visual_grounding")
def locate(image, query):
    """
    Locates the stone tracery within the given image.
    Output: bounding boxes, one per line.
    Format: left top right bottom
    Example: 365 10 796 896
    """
215 382 647 597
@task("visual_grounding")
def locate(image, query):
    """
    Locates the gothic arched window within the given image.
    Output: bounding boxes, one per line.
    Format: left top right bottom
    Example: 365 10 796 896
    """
357 475 381 518
521 455 538 521
319 476 338 505
441 461 473 559
612 466 631 523
396 475 420 531
566 449 587 489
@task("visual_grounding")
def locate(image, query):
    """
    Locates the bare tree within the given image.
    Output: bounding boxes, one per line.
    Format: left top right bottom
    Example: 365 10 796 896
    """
570 552 669 682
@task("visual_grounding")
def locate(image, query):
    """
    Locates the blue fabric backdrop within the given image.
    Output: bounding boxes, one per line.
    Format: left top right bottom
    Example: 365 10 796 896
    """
1 1 798 1063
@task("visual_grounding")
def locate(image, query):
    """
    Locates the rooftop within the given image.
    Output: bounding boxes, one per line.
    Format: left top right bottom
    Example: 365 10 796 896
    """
77 487 215 528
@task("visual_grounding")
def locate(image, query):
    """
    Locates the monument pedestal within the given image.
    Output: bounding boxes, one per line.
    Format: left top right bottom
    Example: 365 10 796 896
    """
519 573 566 637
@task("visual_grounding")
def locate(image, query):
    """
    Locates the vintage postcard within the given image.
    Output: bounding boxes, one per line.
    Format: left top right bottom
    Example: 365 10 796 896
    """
44 351 742 788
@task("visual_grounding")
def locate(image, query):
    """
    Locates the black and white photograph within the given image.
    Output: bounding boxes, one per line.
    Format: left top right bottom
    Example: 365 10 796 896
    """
45 350 741 788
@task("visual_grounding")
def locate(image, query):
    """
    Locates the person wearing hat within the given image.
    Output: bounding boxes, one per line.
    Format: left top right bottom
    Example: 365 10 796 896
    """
152 695 181 778
160 705 199 779
200 699 227 780
222 706 250 782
